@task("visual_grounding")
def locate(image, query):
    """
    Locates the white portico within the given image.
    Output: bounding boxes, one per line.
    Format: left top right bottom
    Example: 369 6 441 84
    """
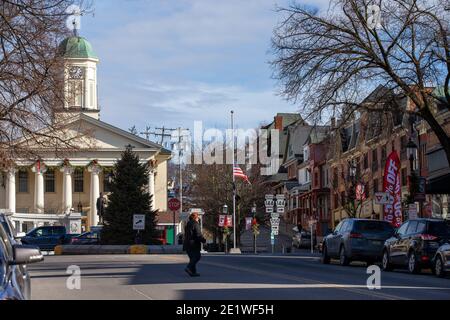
0 35 171 232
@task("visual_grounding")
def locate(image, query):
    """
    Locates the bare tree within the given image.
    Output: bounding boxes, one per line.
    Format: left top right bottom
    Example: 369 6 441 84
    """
185 157 271 247
0 0 91 166
272 0 450 166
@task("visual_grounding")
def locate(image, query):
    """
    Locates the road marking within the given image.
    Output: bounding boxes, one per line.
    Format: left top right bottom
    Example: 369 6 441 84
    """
132 287 154 300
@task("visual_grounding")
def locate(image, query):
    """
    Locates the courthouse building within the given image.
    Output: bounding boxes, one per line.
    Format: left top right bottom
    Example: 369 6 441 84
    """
0 35 172 233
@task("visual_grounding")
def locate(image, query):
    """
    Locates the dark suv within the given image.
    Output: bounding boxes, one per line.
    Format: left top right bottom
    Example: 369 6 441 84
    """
382 219 450 274
322 219 395 265
21 226 74 251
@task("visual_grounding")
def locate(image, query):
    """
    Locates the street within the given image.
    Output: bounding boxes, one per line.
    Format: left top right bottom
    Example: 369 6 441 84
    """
29 253 450 300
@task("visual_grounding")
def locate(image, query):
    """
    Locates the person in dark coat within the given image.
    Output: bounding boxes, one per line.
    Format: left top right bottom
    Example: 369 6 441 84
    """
183 212 206 277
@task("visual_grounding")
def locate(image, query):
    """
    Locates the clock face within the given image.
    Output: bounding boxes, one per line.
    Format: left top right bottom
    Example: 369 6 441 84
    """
69 66 84 79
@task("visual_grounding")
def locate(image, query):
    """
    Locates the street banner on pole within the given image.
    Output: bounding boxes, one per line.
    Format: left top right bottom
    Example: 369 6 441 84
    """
225 215 233 227
383 151 402 227
218 215 225 227
245 217 253 230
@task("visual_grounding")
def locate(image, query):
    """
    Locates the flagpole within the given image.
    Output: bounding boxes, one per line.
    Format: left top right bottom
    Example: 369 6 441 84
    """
231 110 237 251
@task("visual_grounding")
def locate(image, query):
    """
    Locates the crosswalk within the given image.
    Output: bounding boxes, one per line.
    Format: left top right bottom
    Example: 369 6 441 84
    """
240 225 292 253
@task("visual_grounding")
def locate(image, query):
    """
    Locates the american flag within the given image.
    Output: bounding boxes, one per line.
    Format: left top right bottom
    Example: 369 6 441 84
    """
233 166 251 184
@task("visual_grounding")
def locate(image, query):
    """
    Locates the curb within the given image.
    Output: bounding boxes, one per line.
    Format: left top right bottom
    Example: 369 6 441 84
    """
53 245 184 255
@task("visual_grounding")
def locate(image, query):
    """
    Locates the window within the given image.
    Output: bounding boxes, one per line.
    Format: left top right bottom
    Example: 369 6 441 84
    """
74 169 84 193
45 169 55 193
381 145 387 164
18 169 28 193
373 179 379 194
68 80 83 107
401 168 407 186
372 149 378 171
397 222 409 236
400 136 407 161
406 221 418 235
363 153 369 169
103 173 112 193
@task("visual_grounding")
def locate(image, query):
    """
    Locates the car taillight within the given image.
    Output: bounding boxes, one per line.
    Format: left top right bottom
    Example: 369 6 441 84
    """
71 238 78 244
420 234 438 241
421 256 430 261
350 233 363 239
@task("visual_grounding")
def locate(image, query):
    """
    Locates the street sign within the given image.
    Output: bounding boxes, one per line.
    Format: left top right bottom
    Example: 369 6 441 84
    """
374 192 393 205
408 204 418 219
265 199 274 207
276 207 285 214
270 213 280 219
414 177 426 202
265 206 274 213
189 208 205 215
133 214 145 231
168 198 181 211
270 218 280 226
308 219 317 228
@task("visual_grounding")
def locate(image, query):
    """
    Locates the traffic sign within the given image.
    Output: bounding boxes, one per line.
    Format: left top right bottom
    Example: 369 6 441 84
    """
374 192 393 205
265 194 274 200
276 207 285 214
265 199 274 207
168 198 181 211
265 206 274 213
275 194 285 200
270 213 280 219
133 214 145 231
270 218 280 226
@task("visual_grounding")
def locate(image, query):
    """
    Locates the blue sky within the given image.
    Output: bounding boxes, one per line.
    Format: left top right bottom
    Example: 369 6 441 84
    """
80 0 329 134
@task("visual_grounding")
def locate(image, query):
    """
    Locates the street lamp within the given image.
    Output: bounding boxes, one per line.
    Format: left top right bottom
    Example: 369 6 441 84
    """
222 204 228 214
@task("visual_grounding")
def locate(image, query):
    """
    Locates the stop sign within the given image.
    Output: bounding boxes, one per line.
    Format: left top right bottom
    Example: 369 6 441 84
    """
168 198 181 211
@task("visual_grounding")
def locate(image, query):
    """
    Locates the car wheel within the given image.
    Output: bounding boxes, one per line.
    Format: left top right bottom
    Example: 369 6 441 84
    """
339 246 350 266
434 256 446 278
322 244 330 264
408 251 421 274
382 250 393 271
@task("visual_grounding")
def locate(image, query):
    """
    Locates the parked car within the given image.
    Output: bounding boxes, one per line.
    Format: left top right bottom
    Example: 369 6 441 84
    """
20 226 76 251
0 221 44 300
292 229 316 249
0 214 31 300
70 230 101 245
433 243 450 278
382 219 450 274
322 219 395 265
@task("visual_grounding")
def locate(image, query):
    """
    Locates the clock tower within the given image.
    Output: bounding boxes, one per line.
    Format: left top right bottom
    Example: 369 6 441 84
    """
58 36 100 120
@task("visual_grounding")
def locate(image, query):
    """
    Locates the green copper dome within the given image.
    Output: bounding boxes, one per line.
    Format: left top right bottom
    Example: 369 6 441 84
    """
59 36 98 59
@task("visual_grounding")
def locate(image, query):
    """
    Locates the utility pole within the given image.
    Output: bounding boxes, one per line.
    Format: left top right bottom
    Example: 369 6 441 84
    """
140 126 153 141
152 126 177 146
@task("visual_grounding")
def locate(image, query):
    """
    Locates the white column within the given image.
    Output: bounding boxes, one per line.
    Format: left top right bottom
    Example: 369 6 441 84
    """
31 162 46 214
149 169 155 211
5 168 16 213
60 166 74 214
88 164 102 227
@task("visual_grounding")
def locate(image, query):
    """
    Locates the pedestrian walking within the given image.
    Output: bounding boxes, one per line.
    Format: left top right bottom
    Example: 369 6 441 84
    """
183 212 206 277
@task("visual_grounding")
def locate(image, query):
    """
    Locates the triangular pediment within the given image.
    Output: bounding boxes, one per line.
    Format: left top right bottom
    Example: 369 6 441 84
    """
65 114 163 150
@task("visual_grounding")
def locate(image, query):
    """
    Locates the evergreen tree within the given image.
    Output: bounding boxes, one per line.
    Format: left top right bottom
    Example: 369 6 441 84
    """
101 145 157 244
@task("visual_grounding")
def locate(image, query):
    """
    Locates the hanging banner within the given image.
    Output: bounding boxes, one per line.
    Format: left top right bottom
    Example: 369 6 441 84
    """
225 215 233 227
383 151 402 227
245 217 253 230
218 215 225 227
